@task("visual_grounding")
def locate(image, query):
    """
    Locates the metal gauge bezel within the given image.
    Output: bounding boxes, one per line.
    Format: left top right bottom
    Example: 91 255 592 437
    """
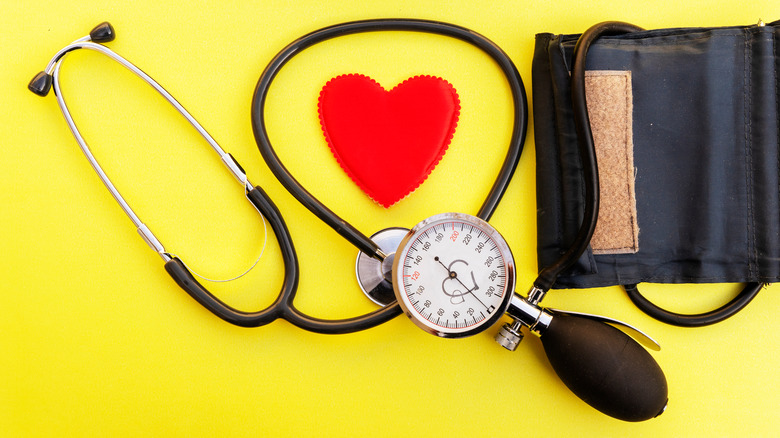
392 212 515 338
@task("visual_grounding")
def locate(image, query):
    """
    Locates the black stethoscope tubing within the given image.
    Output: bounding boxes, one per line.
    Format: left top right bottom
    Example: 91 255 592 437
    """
248 19 528 333
251 19 528 260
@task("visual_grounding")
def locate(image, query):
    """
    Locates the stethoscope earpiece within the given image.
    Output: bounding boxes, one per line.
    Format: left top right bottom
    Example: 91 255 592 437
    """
28 71 52 96
28 21 115 97
89 21 115 43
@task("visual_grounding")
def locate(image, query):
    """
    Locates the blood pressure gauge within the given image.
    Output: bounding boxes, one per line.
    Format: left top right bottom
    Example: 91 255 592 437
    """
391 213 514 338
356 212 667 422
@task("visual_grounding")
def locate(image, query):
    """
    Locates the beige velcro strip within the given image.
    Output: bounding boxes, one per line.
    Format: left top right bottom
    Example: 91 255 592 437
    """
585 70 639 254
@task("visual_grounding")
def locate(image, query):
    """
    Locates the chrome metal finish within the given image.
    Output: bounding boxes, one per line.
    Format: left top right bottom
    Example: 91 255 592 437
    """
548 308 662 351
136 223 169 260
495 320 524 351
526 285 547 306
393 213 516 338
498 285 661 352
505 292 553 336
356 227 408 305
221 153 250 190
47 41 254 189
374 248 388 261
46 35 264 280
532 307 553 335
44 36 91 73
495 290 555 350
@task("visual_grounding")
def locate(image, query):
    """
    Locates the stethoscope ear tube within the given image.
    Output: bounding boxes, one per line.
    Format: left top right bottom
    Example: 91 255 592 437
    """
164 184 403 332
31 22 407 333
30 25 307 330
247 185 401 334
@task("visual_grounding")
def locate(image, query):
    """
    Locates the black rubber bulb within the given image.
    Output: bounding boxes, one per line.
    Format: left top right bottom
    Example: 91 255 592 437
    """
540 313 668 422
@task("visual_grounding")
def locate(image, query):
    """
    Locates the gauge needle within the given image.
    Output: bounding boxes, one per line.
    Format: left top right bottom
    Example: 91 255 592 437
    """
434 256 489 310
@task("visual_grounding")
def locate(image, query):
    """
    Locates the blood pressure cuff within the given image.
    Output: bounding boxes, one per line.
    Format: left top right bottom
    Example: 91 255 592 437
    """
533 20 780 289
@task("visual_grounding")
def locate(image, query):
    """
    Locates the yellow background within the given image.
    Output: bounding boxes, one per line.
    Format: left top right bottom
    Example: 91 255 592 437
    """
2 0 778 436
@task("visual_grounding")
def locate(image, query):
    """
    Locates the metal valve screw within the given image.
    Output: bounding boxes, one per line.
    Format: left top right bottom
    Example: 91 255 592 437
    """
495 320 524 351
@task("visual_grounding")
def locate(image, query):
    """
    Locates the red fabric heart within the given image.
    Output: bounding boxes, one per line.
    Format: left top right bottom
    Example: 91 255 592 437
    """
318 74 460 207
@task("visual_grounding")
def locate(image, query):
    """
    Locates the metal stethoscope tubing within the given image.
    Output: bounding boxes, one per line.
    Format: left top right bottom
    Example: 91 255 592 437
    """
30 23 316 331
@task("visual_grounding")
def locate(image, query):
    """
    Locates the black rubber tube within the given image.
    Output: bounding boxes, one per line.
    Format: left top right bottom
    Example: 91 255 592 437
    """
534 21 644 292
169 19 529 333
624 283 763 327
545 21 762 326
163 186 295 327
249 19 527 333
251 19 528 258
165 186 403 333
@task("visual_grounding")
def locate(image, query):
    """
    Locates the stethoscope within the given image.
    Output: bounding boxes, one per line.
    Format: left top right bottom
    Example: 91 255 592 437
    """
28 22 398 332
31 20 670 422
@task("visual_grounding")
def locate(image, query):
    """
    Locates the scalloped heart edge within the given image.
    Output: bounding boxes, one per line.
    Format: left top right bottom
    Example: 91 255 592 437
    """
318 73 461 208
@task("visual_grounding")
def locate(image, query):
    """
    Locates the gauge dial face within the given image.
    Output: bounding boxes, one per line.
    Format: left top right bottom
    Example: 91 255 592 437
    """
392 213 515 338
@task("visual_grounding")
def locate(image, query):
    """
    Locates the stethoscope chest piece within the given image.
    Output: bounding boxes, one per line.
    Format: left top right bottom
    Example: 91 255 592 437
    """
355 227 409 306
